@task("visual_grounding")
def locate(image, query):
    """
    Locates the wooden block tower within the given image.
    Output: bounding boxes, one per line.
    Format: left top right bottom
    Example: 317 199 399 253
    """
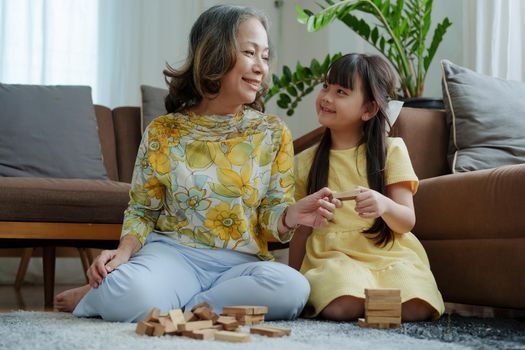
358 288 401 329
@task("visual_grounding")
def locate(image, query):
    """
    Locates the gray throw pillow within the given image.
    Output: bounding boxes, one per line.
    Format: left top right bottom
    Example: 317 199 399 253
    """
0 84 107 179
140 85 168 132
441 60 525 172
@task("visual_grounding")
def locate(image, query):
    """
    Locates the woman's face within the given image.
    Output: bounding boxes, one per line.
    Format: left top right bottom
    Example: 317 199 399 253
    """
219 17 269 108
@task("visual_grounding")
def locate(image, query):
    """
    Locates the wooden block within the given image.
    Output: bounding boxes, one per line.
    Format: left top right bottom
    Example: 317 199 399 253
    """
183 310 198 322
358 318 398 329
181 328 217 340
357 318 369 328
135 320 154 335
366 301 401 310
168 309 185 325
364 288 400 297
250 326 291 337
191 302 212 312
214 331 251 343
333 189 360 201
177 320 214 331
193 306 218 321
158 316 178 333
222 306 268 315
235 314 264 325
151 322 166 336
366 315 401 324
366 308 401 317
216 316 239 330
143 307 161 322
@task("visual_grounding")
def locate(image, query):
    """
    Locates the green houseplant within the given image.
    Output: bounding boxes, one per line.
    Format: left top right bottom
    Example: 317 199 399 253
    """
266 0 452 115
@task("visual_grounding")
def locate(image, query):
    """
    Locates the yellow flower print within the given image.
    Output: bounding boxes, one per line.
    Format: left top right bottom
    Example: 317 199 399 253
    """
272 143 293 175
144 177 163 199
148 138 170 174
213 161 259 206
252 133 272 167
204 203 246 241
175 187 211 212
151 116 189 146
248 214 268 257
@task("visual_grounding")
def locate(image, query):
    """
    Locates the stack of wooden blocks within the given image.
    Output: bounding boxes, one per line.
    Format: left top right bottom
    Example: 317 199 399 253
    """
135 303 290 342
358 288 402 329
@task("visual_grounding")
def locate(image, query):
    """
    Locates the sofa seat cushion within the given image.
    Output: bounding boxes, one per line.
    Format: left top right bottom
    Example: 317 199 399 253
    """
0 177 130 224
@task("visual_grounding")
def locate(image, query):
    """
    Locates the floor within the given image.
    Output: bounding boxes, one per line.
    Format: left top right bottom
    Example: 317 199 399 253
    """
0 283 82 312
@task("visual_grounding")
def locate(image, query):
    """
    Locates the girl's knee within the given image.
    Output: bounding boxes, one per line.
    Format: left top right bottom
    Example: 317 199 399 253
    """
321 296 364 321
402 298 434 321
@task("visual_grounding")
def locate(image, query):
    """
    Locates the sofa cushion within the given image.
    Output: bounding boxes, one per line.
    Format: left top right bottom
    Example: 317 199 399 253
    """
0 177 130 223
441 60 525 172
140 85 167 132
0 84 108 179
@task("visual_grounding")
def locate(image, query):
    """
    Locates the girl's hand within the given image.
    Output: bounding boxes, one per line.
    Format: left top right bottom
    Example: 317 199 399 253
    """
288 187 342 228
354 186 389 219
87 249 131 288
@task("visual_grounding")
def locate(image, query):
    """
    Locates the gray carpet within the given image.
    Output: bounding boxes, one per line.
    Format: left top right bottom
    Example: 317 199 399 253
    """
0 311 523 350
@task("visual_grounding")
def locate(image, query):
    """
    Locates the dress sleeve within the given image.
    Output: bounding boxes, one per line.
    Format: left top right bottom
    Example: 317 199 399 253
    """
385 138 419 194
257 125 295 243
120 125 165 246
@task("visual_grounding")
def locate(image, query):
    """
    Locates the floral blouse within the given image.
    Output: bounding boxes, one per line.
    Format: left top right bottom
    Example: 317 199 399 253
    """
121 107 295 260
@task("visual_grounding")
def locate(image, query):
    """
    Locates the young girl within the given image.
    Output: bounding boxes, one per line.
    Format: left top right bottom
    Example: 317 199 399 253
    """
55 5 339 322
290 53 445 322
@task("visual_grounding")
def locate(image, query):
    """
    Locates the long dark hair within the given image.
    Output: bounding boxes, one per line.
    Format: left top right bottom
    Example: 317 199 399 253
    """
306 53 396 246
163 5 271 114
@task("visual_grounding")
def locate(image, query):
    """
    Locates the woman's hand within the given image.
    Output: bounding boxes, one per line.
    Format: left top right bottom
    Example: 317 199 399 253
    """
86 234 141 288
87 249 130 288
287 187 342 228
354 186 389 219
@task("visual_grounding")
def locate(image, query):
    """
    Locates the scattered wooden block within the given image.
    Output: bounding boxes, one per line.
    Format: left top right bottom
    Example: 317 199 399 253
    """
216 316 239 330
168 309 185 325
191 302 212 312
143 307 161 322
181 329 217 340
214 331 251 343
151 322 166 336
183 310 198 322
250 326 291 337
158 316 178 333
235 314 264 325
333 189 360 201
222 306 268 315
135 320 155 336
177 320 213 331
193 306 218 321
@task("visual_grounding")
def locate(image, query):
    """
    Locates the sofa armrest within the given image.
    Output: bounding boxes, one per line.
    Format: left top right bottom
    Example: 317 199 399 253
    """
413 163 525 240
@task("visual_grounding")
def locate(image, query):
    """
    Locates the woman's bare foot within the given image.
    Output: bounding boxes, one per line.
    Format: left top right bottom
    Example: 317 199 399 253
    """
54 284 91 312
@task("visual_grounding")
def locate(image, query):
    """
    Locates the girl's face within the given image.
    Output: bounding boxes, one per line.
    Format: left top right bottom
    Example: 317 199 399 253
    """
219 17 269 109
315 76 369 131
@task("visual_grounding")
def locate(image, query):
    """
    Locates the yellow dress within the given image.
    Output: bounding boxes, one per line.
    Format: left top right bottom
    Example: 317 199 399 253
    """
294 137 445 319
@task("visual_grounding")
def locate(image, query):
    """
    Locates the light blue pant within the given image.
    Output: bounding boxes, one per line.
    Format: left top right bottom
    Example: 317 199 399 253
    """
73 233 310 322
